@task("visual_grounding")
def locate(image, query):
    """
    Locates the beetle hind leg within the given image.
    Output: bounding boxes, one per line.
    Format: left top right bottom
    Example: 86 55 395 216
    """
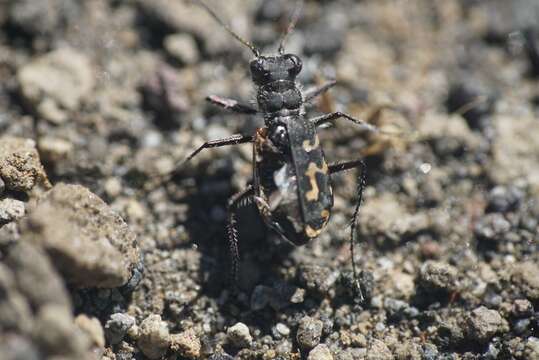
227 186 254 289
329 158 367 303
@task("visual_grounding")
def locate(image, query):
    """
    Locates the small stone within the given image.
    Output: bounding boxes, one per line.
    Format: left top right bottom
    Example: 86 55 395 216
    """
0 335 40 360
524 337 539 359
37 137 73 163
366 339 393 360
20 183 139 288
104 313 136 345
33 304 91 357
308 344 333 360
137 314 170 360
0 198 25 225
104 177 122 198
512 262 539 301
17 48 94 124
297 316 323 350
465 306 507 343
417 261 458 294
486 186 523 213
512 299 534 317
474 213 511 241
164 33 199 65
227 322 252 348
75 314 105 351
127 324 140 340
298 265 335 295
0 136 50 192
0 177 5 195
275 323 290 336
5 241 71 310
170 329 201 359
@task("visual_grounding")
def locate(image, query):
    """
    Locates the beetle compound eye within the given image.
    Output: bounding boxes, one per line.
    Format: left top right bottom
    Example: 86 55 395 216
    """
284 54 302 76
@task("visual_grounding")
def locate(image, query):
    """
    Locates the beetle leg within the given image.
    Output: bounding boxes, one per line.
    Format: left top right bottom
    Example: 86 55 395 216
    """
185 134 253 163
311 111 379 133
206 95 258 114
227 186 255 288
329 158 367 303
303 80 336 102
153 134 253 187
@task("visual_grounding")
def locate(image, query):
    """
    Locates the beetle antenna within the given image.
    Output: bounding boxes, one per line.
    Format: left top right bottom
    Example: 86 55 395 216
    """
278 0 304 54
193 0 260 57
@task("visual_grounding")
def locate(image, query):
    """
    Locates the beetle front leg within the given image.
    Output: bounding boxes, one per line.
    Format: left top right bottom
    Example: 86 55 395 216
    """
206 95 258 114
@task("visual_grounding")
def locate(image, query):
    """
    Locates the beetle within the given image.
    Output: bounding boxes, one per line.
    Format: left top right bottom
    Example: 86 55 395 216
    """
176 0 380 301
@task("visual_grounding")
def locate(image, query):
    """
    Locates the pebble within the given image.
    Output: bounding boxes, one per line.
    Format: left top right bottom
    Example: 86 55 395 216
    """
465 306 507 343
297 265 335 295
512 299 534 317
164 33 199 65
17 48 94 124
104 313 136 345
297 316 323 349
308 343 333 360
37 136 73 164
0 335 40 360
524 337 539 359
0 198 25 225
75 314 105 351
33 304 92 358
0 136 50 192
8 0 79 36
366 339 393 360
20 183 139 288
511 262 539 301
170 329 201 359
137 314 170 360
227 322 252 348
5 241 71 311
0 177 4 195
104 177 123 199
275 323 290 337
486 186 523 213
474 213 511 241
417 261 458 294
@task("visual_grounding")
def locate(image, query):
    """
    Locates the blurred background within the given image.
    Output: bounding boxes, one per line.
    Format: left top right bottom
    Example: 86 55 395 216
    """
0 0 538 359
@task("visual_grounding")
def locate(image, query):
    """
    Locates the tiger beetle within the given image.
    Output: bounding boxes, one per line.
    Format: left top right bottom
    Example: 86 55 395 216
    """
177 0 381 302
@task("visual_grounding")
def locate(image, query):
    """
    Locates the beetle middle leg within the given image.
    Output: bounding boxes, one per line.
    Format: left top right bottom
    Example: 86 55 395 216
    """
311 111 380 133
329 158 367 302
227 185 255 287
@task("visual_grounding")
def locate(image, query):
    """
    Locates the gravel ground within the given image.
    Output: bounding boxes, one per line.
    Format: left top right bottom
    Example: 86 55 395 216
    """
1 0 538 359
